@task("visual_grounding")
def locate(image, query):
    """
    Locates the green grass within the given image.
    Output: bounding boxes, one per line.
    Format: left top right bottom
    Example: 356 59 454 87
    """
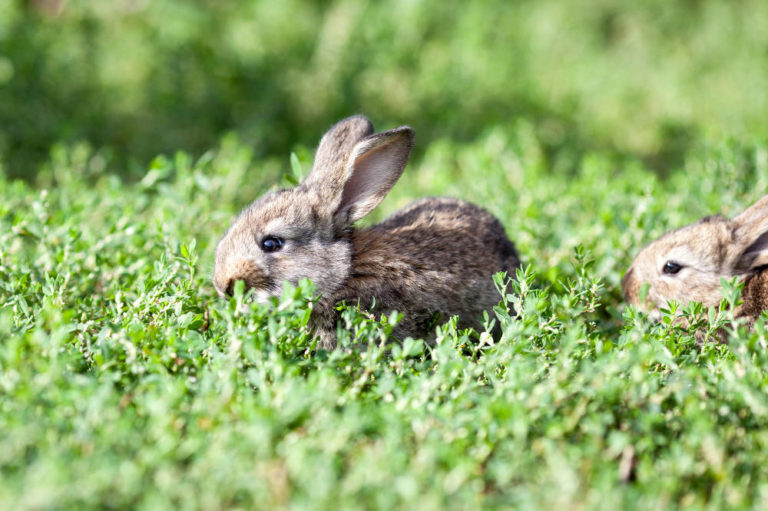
3 131 768 509
4 1 768 509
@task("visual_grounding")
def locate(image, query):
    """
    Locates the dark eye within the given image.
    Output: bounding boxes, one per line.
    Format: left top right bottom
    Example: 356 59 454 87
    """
662 261 683 275
260 235 284 253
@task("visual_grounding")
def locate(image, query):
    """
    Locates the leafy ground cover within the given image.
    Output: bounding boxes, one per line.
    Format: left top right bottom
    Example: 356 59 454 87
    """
4 1 768 509
3 130 768 509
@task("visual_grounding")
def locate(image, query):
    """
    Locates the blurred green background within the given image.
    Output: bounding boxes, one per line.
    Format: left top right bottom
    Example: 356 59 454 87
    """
3 0 768 179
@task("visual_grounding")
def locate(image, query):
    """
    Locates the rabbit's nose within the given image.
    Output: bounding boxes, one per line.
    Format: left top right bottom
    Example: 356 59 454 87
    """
215 276 243 297
220 276 247 297
212 270 237 297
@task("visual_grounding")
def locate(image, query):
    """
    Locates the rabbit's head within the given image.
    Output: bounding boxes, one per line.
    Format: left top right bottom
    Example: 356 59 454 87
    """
622 196 768 318
213 115 414 301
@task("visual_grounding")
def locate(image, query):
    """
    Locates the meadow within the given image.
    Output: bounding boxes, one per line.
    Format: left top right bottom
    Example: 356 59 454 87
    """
3 1 768 509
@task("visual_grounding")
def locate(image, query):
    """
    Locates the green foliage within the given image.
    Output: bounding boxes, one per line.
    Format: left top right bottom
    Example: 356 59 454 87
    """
3 132 768 509
3 0 768 178
4 1 768 508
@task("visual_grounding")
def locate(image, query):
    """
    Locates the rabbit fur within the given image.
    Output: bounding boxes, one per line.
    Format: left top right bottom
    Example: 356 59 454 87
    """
213 115 520 349
622 196 768 330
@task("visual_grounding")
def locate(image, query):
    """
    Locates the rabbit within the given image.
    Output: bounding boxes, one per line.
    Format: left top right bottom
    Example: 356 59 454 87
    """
622 195 768 332
213 115 520 350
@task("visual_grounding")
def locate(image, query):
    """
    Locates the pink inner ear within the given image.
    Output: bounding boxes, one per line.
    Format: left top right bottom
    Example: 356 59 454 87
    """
340 146 396 211
338 137 408 222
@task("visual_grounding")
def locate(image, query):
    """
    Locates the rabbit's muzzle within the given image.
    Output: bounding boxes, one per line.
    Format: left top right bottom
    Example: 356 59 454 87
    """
213 258 271 298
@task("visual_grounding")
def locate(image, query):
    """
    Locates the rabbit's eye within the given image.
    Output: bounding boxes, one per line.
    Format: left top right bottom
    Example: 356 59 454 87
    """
662 261 683 275
260 236 284 253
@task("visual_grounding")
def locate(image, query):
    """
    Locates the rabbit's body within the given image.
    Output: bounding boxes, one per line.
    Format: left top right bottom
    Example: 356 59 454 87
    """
623 196 768 333
311 197 519 348
214 115 519 349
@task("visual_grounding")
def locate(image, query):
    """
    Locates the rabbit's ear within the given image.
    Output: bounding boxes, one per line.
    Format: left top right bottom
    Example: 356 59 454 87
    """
733 196 768 271
334 126 414 224
310 115 374 178
734 196 768 229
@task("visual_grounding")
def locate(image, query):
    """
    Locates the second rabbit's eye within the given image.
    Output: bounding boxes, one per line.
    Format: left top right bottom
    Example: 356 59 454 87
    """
260 235 284 253
662 261 683 275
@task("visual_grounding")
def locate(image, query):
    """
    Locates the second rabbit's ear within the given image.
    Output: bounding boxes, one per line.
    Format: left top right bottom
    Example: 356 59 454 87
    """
733 196 768 272
334 126 414 225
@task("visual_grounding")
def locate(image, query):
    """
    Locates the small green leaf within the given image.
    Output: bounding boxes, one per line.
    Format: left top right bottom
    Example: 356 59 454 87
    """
288 152 304 184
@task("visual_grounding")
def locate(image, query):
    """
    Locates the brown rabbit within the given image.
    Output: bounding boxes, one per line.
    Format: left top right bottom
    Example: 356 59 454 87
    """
213 115 520 349
622 196 768 331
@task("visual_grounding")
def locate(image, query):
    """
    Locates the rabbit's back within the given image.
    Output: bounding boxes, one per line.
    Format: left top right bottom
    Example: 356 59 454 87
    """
324 197 519 342
371 197 519 274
